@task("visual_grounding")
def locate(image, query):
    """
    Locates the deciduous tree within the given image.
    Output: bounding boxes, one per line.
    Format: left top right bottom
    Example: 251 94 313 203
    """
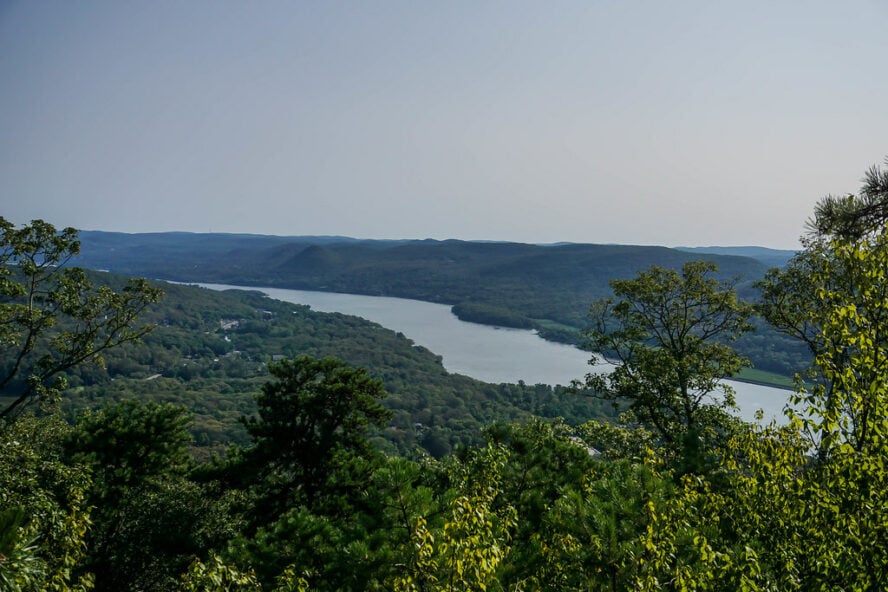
582 261 753 458
634 159 888 589
0 415 94 590
758 157 888 456
0 218 162 421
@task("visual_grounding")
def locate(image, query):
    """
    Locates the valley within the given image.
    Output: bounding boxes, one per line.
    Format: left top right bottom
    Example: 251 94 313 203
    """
73 232 810 382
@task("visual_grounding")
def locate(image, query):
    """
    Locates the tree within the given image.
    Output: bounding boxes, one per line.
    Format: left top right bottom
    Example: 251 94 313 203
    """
756 248 830 359
582 261 753 455
394 445 517 592
179 553 309 592
179 552 262 592
483 419 656 591
0 218 163 421
0 415 95 591
790 232 888 457
758 157 888 456
632 159 888 590
65 401 203 591
243 356 391 515
536 460 671 592
806 155 888 241
66 400 193 501
633 251 888 587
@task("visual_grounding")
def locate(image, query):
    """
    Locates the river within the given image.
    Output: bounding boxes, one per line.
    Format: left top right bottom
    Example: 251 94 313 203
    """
197 283 793 424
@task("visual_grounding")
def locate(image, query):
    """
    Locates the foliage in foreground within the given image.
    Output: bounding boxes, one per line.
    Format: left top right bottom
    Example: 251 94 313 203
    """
2 159 888 589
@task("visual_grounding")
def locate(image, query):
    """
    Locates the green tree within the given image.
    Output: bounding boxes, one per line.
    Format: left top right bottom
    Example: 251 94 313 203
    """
65 400 210 591
66 400 192 502
394 445 517 592
179 553 310 592
574 419 654 462
758 157 888 457
0 415 94 591
582 261 753 458
632 160 888 590
536 460 671 592
806 155 888 241
481 419 601 587
792 231 888 457
243 356 391 517
634 385 888 589
225 454 438 591
0 218 162 421
179 552 262 592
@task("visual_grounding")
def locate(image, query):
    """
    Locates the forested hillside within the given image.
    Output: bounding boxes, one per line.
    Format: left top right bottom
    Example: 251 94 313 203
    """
45 276 611 458
72 233 810 377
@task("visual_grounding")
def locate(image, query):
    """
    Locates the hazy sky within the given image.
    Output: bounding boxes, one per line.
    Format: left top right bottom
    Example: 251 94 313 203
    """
2 2 886 249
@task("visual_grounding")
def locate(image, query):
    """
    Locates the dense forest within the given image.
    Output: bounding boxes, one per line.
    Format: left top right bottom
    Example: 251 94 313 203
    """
50 277 612 459
2 158 888 590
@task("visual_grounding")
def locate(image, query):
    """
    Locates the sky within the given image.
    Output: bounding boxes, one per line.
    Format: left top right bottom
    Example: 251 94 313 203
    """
1 2 887 249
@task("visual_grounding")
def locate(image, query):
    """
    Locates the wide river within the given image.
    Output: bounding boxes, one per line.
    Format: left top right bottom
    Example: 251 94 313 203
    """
198 283 793 424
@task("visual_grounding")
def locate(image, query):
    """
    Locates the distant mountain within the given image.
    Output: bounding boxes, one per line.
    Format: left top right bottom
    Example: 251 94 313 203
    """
74 232 770 300
73 230 767 332
73 231 407 279
675 246 798 268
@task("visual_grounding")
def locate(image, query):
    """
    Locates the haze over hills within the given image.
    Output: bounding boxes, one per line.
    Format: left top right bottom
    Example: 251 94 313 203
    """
75 230 778 282
73 231 772 313
675 246 798 268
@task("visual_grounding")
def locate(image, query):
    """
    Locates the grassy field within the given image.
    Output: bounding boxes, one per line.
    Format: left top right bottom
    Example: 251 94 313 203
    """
734 367 798 390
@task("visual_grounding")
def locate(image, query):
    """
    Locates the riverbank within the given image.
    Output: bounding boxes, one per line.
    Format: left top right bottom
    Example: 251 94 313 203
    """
195 283 792 422
460 308 799 392
732 368 797 391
